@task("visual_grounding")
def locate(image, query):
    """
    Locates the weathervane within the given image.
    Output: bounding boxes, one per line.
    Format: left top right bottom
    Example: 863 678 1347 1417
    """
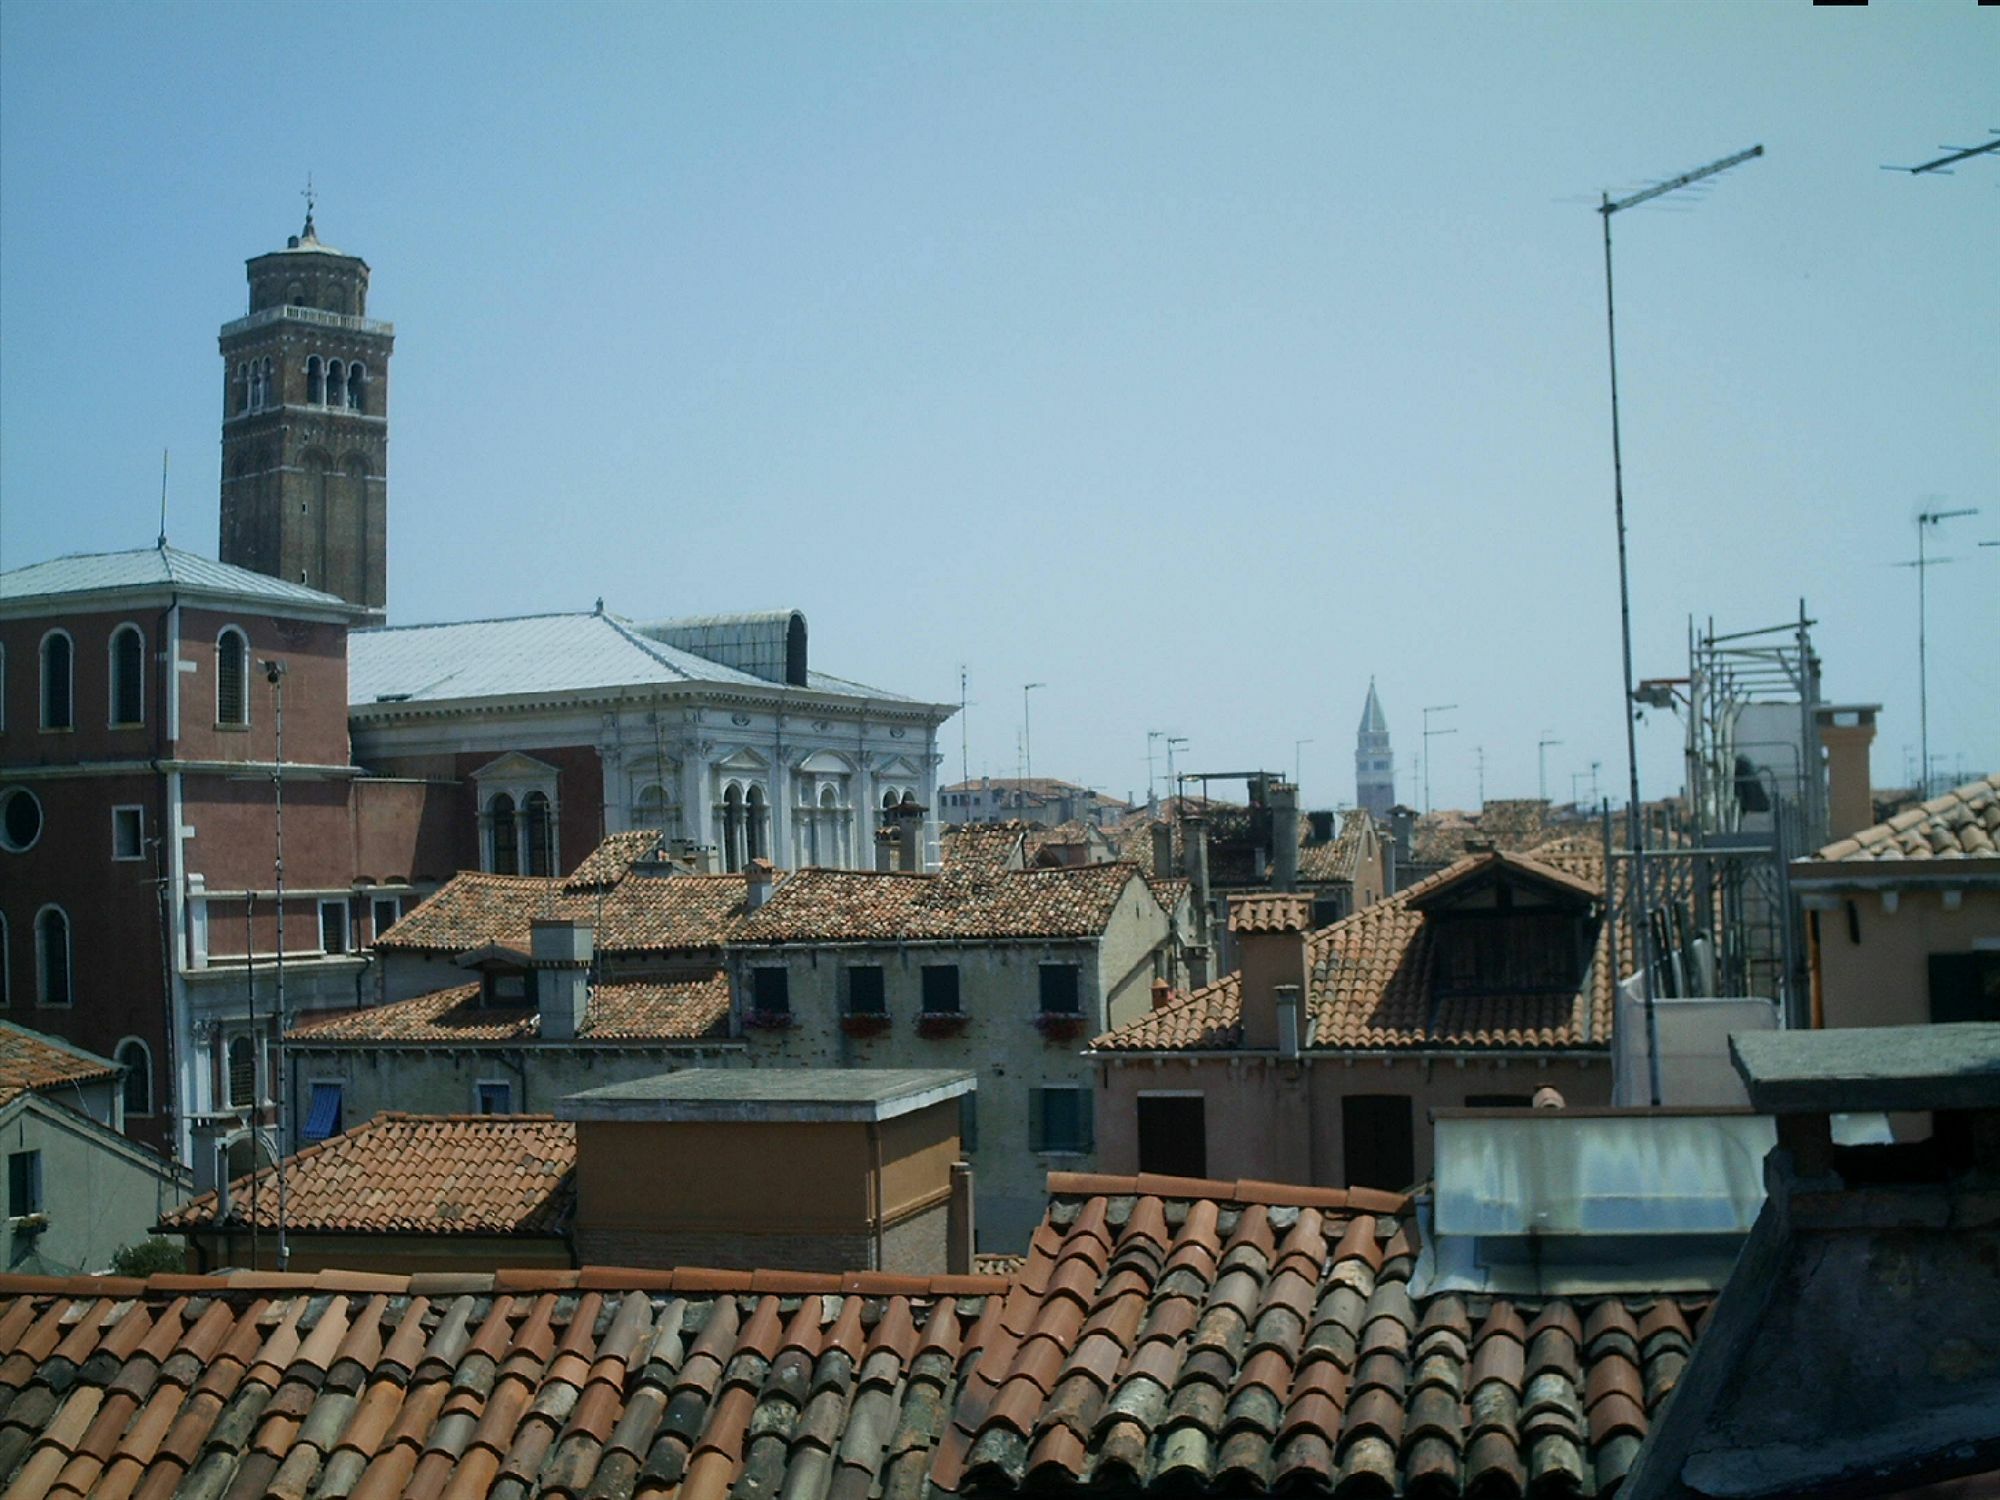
300 173 316 237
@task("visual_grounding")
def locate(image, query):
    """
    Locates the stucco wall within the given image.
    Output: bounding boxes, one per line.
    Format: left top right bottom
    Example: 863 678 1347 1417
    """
1812 888 2000 1030
0 1098 189 1274
1094 1050 1614 1189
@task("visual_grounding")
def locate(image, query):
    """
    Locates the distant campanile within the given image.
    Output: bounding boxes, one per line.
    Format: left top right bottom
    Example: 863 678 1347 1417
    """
1356 679 1395 818
218 208 393 616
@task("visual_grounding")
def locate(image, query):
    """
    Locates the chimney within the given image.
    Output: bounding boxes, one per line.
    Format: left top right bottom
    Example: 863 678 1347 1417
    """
1271 779 1301 893
874 826 897 872
1229 893 1313 1051
1275 984 1303 1059
1815 705 1879 844
190 1112 236 1204
1184 813 1211 945
532 918 594 1041
1308 809 1335 843
947 1160 976 1276
890 795 927 872
1150 978 1172 1012
1390 804 1415 869
745 857 775 912
1150 821 1173 876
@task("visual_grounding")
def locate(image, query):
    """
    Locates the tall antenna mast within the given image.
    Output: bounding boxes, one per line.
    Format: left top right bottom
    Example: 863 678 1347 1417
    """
1598 142 1764 1109
158 449 169 549
1898 506 1977 797
959 665 969 790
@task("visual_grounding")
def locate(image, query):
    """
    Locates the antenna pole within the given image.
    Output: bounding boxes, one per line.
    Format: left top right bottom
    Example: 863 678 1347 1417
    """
1598 143 1762 1109
158 450 169 549
263 660 290 1269
1909 507 1978 796
1421 704 1458 815
1538 734 1563 804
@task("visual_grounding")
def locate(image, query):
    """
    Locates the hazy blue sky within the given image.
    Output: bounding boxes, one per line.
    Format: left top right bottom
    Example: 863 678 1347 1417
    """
3 2 1993 814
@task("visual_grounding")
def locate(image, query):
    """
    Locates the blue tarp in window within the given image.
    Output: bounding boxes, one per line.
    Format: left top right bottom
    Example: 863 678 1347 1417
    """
303 1082 343 1142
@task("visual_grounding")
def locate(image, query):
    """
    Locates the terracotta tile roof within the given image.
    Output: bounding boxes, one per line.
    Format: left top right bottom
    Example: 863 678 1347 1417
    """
1411 800 1591 866
378 842 756 957
1147 876 1190 915
1229 892 1315 934
735 861 1147 944
2 1172 1704 1499
290 972 733 1045
939 821 1031 873
160 1113 576 1235
1812 773 2000 863
1298 811 1374 885
1095 850 1618 1053
0 1022 120 1106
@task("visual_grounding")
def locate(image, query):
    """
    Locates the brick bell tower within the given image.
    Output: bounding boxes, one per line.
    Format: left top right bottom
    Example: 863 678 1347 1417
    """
218 203 393 616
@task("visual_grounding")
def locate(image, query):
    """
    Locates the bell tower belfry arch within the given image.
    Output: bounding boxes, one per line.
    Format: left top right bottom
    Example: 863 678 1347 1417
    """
218 204 394 616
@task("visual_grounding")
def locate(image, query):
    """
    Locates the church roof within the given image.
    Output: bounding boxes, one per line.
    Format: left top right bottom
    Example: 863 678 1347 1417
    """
0 545 359 615
1358 679 1389 737
347 611 922 710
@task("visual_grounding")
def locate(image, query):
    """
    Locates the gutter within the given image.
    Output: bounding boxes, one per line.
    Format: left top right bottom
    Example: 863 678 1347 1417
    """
1090 1045 1611 1063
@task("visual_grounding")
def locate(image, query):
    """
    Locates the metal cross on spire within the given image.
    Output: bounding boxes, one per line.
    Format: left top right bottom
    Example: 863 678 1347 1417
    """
300 173 317 237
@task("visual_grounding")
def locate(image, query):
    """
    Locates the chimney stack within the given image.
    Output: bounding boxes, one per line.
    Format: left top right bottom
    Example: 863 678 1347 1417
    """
1815 705 1879 844
1271 779 1301 893
889 795 927 872
1229 893 1313 1051
1151 978 1172 1012
532 918 594 1041
745 858 775 912
1150 821 1173 876
874 827 897 872
1390 804 1416 870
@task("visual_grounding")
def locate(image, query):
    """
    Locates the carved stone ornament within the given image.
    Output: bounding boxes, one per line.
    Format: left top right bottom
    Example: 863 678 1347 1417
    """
732 713 752 727
890 727 906 739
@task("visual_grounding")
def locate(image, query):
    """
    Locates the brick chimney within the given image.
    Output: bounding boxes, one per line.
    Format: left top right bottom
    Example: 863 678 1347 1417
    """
1270 779 1301 893
532 918 594 1041
1229 893 1313 1051
1151 978 1172 1012
1815 704 1879 844
1150 821 1173 876
745 857 775 912
888 795 927 872
1390 804 1416 871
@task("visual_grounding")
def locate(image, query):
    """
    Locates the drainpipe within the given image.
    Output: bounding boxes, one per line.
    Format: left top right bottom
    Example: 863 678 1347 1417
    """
869 1119 885 1270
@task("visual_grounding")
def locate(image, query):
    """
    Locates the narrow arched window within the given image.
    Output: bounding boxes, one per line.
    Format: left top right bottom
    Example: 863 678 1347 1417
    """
746 785 767 862
326 361 344 409
523 792 553 877
490 794 519 874
261 357 273 407
307 355 324 406
40 632 74 730
117 1038 153 1116
227 1035 257 1107
236 363 250 414
37 907 72 1006
216 629 249 726
721 785 744 874
347 362 365 411
110 624 144 726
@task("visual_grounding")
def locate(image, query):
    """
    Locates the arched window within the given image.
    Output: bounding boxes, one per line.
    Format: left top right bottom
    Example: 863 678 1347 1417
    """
40 631 74 730
326 360 344 408
260 357 273 408
110 624 144 726
346 362 365 411
746 785 767 862
306 355 324 406
236 363 250 414
721 785 745 874
36 906 72 1006
216 629 249 726
489 794 519 874
633 783 677 839
522 792 553 877
117 1038 153 1116
227 1035 257 1108
286 282 303 307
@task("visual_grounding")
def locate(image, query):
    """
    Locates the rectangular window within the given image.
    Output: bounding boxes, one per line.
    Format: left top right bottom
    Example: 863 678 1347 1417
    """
959 1091 979 1153
112 805 145 861
1928 952 2000 1023
1030 1086 1094 1154
319 899 349 955
1038 963 1082 1015
921 964 961 1013
752 967 790 1016
476 1080 514 1115
846 965 886 1015
7 1150 42 1216
1342 1094 1415 1191
1137 1094 1207 1178
371 896 401 942
303 1081 345 1142
228 1035 259 1108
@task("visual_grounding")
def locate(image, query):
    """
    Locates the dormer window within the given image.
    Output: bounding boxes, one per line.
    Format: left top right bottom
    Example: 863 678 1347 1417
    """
482 970 535 1007
1413 859 1600 1002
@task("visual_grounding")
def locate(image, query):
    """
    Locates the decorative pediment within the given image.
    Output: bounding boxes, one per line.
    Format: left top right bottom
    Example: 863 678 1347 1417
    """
796 749 854 775
715 746 770 773
470 751 560 784
877 754 924 780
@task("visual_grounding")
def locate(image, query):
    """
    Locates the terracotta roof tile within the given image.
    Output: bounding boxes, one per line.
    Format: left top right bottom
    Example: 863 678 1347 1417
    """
735 861 1147 944
1227 892 1314 934
0 1170 1708 1499
0 1022 121 1105
289 972 731 1045
1094 846 1621 1053
1812 773 2000 862
158 1114 575 1236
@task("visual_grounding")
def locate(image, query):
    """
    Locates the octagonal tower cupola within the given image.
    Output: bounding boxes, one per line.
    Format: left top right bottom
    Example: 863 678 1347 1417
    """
218 207 395 617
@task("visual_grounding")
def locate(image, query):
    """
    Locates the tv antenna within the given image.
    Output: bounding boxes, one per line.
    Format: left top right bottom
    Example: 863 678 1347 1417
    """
1895 506 1977 796
1881 130 1999 176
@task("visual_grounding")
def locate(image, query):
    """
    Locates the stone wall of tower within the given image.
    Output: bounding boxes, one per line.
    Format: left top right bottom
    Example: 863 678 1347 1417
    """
218 225 393 616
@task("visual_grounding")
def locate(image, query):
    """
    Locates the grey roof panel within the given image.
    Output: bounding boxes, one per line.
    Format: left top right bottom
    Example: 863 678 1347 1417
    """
560 1066 976 1122
0 546 355 610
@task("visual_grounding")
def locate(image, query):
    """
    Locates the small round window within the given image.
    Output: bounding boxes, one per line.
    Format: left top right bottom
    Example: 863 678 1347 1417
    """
1 787 43 853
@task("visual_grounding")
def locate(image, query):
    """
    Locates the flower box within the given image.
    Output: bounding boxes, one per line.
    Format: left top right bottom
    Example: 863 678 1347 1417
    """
916 1012 969 1039
744 1009 794 1032
1034 1012 1087 1043
840 1012 891 1039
